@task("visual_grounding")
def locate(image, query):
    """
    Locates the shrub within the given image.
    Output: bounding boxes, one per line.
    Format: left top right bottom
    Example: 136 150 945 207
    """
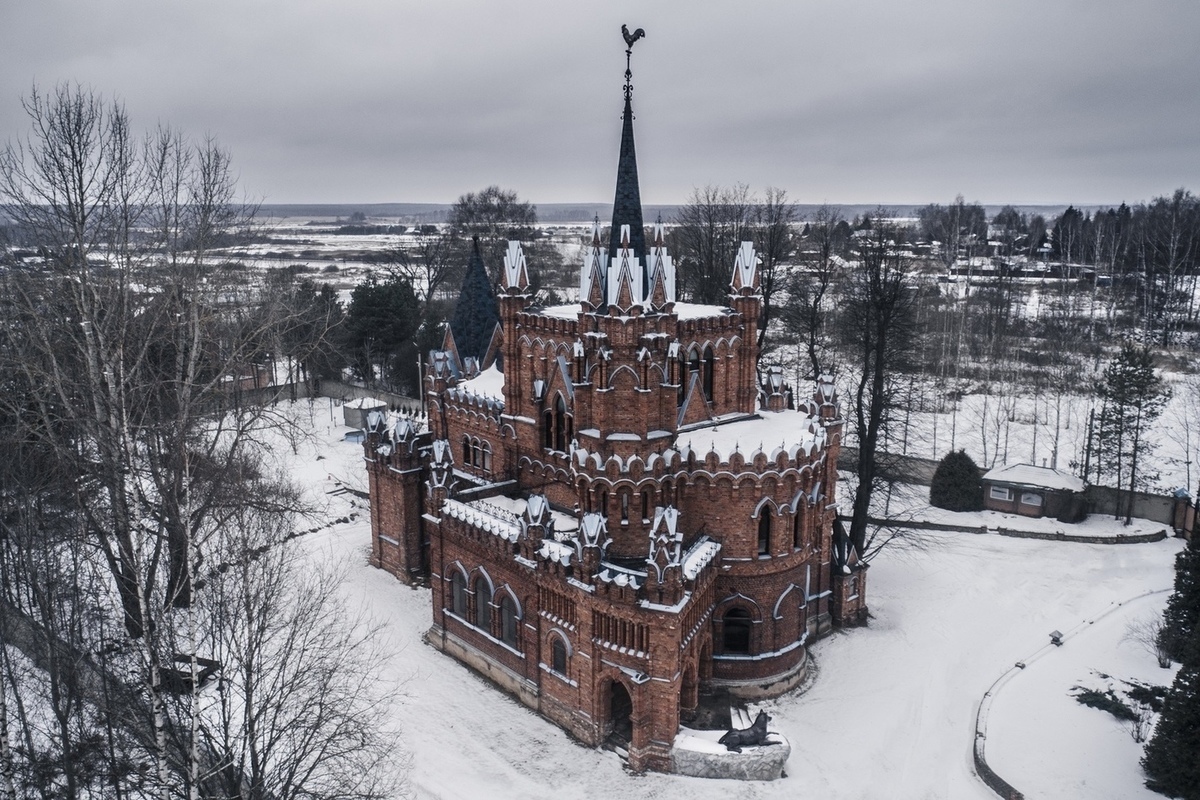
1072 687 1137 721
929 450 983 512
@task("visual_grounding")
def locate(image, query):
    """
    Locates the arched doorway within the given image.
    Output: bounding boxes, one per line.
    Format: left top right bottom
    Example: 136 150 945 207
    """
680 662 698 714
607 680 633 746
723 608 752 654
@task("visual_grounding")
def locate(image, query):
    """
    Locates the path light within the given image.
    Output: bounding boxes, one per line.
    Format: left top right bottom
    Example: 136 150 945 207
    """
1049 630 1064 646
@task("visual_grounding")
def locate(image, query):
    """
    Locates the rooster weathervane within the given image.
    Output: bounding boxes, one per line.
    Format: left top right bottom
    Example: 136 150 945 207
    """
621 24 646 101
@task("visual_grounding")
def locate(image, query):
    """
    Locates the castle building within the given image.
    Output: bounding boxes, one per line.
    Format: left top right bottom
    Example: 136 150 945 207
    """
364 44 867 773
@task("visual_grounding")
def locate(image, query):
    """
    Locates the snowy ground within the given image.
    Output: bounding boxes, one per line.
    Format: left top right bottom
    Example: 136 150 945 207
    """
272 399 1184 799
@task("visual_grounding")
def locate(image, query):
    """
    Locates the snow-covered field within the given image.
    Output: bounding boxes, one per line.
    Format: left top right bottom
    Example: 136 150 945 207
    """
273 399 1185 800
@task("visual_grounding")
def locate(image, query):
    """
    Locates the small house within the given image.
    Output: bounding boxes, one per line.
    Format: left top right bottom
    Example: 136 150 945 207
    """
981 463 1087 522
343 397 388 430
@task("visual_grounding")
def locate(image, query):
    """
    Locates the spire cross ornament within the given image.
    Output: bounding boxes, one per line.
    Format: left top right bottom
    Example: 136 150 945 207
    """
621 24 645 102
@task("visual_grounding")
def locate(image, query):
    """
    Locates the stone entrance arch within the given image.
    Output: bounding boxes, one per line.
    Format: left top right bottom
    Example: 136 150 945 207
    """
606 679 634 746
680 661 699 714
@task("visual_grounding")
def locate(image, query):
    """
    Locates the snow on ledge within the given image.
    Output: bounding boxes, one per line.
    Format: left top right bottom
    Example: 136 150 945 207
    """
456 365 505 403
675 409 826 463
682 537 721 580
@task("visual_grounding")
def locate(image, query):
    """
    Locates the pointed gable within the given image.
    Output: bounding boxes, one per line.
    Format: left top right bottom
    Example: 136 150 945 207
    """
646 217 675 310
580 217 608 310
730 241 760 293
606 224 643 312
502 240 530 292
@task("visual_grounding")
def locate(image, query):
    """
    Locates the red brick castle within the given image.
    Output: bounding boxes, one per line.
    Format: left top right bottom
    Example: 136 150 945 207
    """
364 40 867 773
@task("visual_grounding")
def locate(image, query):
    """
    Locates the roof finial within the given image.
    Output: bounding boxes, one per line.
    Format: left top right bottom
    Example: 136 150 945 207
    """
621 24 646 103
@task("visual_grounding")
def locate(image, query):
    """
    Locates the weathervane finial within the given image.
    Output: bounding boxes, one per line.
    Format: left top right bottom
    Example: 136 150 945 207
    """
621 24 646 102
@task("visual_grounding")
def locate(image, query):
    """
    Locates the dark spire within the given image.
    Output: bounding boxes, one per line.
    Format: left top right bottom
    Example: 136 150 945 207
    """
449 236 500 364
609 26 647 264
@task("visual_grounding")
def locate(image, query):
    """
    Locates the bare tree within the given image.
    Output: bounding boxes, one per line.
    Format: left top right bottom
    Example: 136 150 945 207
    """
1125 614 1172 669
0 83 377 797
190 511 405 800
783 204 846 380
670 184 754 305
751 187 798 355
838 211 920 559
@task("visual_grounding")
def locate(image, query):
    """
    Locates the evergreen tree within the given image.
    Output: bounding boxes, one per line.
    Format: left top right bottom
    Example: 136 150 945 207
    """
343 272 421 390
1142 644 1200 797
449 237 500 364
1163 539 1200 664
1096 342 1171 524
929 450 984 512
1143 538 1200 797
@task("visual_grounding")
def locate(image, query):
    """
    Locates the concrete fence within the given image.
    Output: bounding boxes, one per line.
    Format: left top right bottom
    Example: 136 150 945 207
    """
858 516 1169 545
318 379 424 416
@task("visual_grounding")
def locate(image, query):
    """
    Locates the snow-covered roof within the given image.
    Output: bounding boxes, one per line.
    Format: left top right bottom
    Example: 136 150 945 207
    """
344 396 387 409
982 463 1086 493
540 303 581 320
672 301 730 320
442 498 521 542
536 301 730 322
456 364 505 402
675 409 826 462
476 494 579 535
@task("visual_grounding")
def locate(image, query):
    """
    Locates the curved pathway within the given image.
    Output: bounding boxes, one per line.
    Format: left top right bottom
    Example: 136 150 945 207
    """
974 588 1173 800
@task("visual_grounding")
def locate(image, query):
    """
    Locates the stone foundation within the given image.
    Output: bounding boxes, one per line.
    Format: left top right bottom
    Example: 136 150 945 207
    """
670 728 790 780
711 648 808 701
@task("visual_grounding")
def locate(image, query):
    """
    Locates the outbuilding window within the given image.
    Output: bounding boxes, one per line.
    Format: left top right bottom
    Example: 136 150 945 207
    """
990 486 1013 501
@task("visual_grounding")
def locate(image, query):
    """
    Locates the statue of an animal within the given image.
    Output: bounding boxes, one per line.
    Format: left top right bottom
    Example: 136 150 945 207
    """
718 710 781 753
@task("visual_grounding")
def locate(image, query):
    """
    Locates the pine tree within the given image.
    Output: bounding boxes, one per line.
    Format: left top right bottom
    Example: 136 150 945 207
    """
1163 539 1200 665
1095 342 1170 524
343 272 421 389
449 237 500 364
1142 647 1200 797
929 450 984 512
1143 539 1200 798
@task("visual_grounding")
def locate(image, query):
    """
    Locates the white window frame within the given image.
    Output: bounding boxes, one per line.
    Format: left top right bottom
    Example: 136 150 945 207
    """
1020 492 1043 507
990 485 1013 502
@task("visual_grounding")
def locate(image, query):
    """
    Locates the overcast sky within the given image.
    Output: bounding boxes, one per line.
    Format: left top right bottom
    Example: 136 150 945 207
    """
2 1 1198 208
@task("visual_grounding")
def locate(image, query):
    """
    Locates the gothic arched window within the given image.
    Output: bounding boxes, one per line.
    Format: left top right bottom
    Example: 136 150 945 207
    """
554 394 568 452
474 579 492 631
551 636 568 675
703 345 715 401
500 595 520 648
758 512 771 556
451 570 468 618
723 608 752 654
